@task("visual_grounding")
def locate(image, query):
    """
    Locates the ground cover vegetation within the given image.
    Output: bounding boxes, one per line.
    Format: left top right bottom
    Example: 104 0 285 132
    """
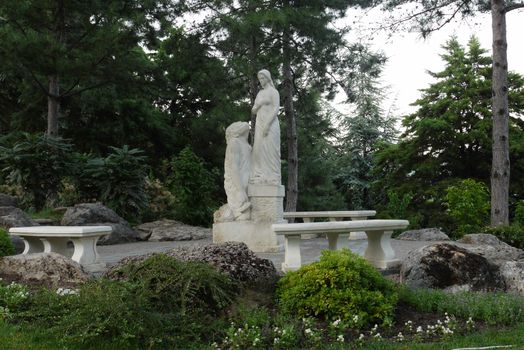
0 250 523 349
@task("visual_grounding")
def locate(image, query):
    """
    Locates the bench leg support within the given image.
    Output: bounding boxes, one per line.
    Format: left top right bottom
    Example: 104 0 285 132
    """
282 234 301 272
70 236 106 272
41 237 71 257
21 237 45 254
364 230 399 269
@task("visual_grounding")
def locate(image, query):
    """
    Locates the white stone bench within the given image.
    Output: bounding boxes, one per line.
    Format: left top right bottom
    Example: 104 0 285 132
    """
283 210 376 240
272 219 409 272
9 226 111 272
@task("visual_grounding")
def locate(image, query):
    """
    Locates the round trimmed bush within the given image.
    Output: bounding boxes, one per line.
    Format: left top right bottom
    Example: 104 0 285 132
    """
276 249 398 326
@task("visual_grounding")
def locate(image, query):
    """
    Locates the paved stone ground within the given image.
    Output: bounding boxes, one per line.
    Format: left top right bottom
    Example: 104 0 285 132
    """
97 237 444 272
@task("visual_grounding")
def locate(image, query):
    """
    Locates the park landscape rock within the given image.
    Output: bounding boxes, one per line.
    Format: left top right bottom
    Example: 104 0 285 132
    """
0 206 39 228
106 241 277 287
397 228 450 241
135 219 211 241
0 252 90 287
61 203 140 245
0 193 18 207
400 235 524 295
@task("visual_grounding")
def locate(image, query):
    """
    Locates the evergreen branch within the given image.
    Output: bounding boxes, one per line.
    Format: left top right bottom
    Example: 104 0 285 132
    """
61 81 109 98
505 2 524 12
23 66 50 97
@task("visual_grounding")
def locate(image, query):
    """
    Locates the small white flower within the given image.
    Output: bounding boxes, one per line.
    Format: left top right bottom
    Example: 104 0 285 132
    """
332 319 341 327
337 334 344 342
305 328 312 335
416 326 423 333
359 333 365 340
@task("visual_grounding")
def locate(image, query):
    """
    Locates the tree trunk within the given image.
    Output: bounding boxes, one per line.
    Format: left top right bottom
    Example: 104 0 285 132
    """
47 75 60 137
490 0 510 226
282 26 298 214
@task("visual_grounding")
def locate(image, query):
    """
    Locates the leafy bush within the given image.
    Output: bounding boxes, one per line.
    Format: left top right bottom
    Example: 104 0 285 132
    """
484 224 524 249
168 147 217 226
72 146 149 221
444 179 490 237
141 176 177 222
0 281 30 317
109 254 237 315
0 133 73 209
13 256 238 348
276 249 398 327
0 229 15 257
514 201 524 226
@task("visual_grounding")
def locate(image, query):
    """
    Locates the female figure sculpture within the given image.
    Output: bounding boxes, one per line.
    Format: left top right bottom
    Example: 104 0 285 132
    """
219 121 252 221
250 69 281 185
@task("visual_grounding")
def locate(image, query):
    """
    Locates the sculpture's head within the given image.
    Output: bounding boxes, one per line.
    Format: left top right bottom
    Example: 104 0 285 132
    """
226 121 250 142
257 69 274 88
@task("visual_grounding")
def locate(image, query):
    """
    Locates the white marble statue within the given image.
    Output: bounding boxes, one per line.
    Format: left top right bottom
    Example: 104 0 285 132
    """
250 69 281 185
214 121 252 222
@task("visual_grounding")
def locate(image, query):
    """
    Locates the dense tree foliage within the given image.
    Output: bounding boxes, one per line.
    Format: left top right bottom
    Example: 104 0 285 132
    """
374 37 524 230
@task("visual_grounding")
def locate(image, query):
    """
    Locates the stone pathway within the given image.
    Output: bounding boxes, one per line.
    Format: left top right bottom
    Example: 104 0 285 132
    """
97 237 443 272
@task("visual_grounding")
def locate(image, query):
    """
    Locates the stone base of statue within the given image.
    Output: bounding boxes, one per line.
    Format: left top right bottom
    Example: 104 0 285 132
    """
213 184 285 252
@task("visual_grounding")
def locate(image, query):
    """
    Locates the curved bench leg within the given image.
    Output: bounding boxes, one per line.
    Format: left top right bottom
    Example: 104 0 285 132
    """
41 237 71 257
282 234 301 272
364 230 399 269
70 236 106 272
21 237 45 254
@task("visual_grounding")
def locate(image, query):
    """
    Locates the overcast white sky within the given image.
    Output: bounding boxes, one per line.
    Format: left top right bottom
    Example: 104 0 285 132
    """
338 8 524 116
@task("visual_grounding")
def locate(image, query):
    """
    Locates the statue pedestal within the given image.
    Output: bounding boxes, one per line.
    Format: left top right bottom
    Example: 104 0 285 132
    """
213 184 285 252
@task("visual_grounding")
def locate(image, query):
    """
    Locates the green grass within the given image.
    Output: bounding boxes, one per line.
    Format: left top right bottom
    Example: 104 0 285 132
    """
399 287 524 325
28 207 63 222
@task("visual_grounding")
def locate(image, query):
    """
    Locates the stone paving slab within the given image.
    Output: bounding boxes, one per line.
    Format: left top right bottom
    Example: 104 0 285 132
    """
97 238 446 272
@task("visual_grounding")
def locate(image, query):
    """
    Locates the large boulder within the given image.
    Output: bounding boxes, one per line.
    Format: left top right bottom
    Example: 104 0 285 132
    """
400 243 504 292
459 234 524 263
106 242 277 287
0 193 18 207
0 252 90 287
136 219 211 242
0 206 39 228
499 261 524 295
61 203 140 245
397 228 450 241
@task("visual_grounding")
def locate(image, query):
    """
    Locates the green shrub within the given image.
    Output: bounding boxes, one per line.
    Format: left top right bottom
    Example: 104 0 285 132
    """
0 229 15 257
514 201 524 226
141 176 177 222
485 224 524 249
0 133 73 209
444 179 490 237
14 253 239 348
276 249 398 327
168 147 217 226
110 254 237 315
72 146 149 222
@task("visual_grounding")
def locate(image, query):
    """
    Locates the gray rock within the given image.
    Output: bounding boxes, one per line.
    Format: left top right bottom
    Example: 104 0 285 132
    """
106 242 277 287
34 218 57 225
61 203 140 245
0 206 39 228
0 193 18 207
458 233 509 246
457 234 524 263
499 261 524 295
0 252 90 287
400 243 504 292
137 219 211 242
397 228 450 241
